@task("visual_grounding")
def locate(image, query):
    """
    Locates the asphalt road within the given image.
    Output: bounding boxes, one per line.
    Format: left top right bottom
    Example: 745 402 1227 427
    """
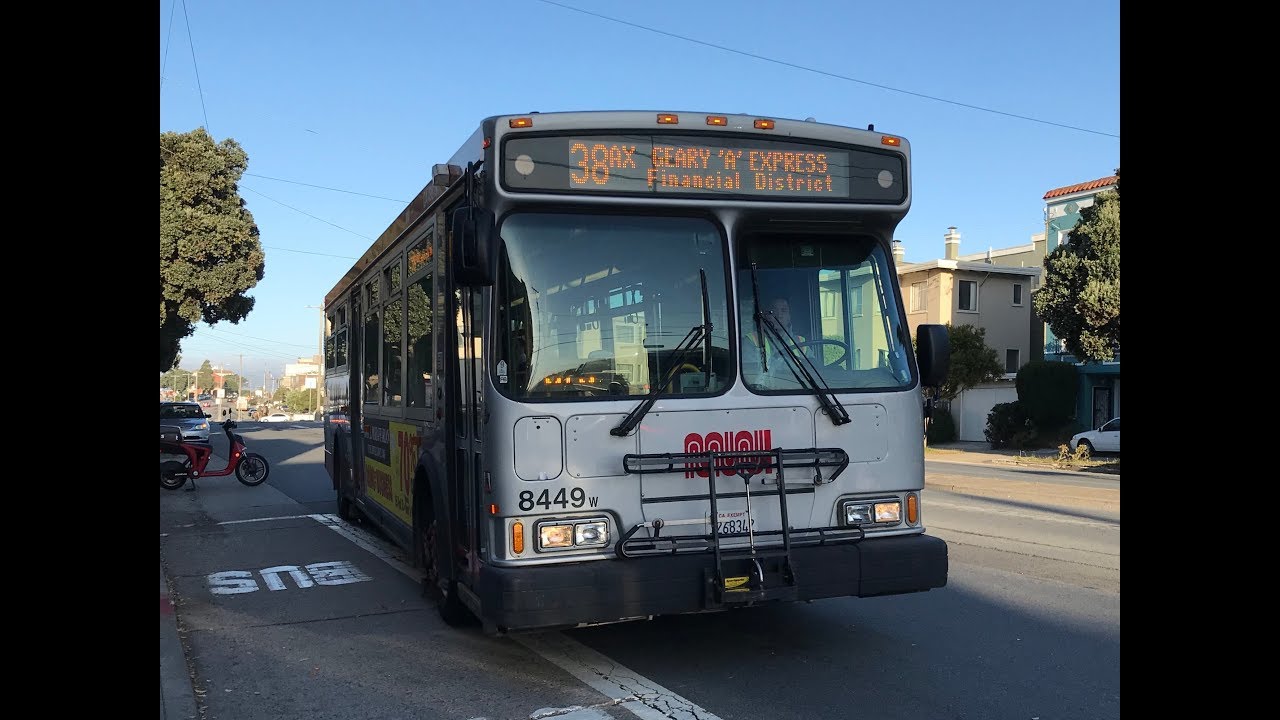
162 422 1120 720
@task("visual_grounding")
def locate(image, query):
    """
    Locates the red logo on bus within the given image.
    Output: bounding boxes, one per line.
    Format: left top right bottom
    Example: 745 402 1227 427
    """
683 430 774 478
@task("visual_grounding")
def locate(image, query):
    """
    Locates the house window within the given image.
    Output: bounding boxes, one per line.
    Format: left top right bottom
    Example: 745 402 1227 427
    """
1012 283 1023 306
1005 349 1019 374
958 279 978 312
911 282 926 312
851 284 864 316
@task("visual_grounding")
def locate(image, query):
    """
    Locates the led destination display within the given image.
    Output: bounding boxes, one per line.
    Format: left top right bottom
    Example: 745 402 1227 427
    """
504 134 905 202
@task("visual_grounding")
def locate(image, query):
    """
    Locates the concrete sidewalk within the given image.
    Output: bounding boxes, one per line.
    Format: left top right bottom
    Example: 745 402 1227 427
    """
927 440 1120 474
161 560 198 720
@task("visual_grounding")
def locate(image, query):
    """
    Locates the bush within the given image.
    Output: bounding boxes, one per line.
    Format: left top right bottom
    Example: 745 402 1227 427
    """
984 401 1035 449
1015 360 1078 429
926 405 957 444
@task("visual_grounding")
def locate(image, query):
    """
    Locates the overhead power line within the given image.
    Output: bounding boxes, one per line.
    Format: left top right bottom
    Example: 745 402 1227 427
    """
262 245 359 260
161 0 177 90
180 0 211 133
534 0 1118 139
244 173 409 203
242 186 373 240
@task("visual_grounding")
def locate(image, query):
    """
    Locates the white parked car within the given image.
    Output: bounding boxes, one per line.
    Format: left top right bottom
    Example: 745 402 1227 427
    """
263 412 291 423
1070 417 1120 455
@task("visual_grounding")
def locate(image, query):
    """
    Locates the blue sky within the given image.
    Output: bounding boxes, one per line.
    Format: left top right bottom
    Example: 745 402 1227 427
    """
159 0 1119 387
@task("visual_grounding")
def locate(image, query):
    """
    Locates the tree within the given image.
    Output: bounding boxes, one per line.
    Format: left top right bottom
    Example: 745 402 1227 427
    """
940 323 1003 401
285 389 314 414
1034 168 1120 362
160 128 265 371
189 360 214 395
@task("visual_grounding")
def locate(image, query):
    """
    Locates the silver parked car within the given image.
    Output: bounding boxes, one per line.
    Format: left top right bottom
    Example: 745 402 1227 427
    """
159 401 212 443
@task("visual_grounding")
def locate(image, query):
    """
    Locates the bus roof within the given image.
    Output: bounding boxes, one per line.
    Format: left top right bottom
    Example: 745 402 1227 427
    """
323 112 909 309
486 110 908 151
323 126 483 309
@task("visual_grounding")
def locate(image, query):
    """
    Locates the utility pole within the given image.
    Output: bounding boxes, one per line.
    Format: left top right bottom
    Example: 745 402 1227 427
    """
305 304 325 418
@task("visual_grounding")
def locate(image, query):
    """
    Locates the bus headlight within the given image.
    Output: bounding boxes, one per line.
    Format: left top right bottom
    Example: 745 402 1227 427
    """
535 518 610 551
574 521 609 547
843 503 872 525
841 499 902 526
873 501 901 524
538 524 574 549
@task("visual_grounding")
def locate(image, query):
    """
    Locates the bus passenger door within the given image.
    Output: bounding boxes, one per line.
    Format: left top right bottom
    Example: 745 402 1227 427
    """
452 286 484 589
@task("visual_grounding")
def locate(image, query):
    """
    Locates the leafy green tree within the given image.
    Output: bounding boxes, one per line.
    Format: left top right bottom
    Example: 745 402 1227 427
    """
1034 169 1120 362
196 360 215 395
940 323 1003 401
285 389 314 414
160 128 265 371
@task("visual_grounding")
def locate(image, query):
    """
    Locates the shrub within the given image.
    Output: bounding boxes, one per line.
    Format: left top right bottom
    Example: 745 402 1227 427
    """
1015 360 1078 429
984 401 1034 448
926 405 957 444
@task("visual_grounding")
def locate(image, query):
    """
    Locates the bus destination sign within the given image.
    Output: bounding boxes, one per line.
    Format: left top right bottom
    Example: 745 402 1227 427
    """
503 134 905 202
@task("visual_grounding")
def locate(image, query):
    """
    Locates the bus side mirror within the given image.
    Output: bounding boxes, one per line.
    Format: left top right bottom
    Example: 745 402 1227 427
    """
916 324 950 388
450 206 494 287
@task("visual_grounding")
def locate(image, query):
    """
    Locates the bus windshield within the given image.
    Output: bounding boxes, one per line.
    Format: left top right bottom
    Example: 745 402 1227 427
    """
494 213 732 399
738 233 914 393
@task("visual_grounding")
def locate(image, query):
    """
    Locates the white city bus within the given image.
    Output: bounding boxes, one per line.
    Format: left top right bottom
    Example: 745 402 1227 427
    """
322 110 951 634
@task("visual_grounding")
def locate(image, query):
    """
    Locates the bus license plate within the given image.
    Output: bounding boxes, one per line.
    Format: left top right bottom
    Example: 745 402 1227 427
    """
707 511 754 535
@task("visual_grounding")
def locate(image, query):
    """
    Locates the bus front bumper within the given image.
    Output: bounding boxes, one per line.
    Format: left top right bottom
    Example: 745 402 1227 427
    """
476 534 947 632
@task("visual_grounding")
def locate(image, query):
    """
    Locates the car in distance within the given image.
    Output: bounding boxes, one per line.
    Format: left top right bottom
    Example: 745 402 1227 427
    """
1070 417 1120 455
160 401 212 443
263 412 291 423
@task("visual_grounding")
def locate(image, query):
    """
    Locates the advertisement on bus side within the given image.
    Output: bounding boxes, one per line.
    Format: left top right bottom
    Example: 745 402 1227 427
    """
362 418 422 526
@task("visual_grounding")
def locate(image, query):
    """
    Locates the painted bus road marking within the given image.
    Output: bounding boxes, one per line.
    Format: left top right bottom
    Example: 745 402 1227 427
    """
305 512 724 720
207 560 372 595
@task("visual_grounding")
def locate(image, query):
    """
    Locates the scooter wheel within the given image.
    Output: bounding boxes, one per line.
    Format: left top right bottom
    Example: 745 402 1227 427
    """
160 460 188 490
235 453 270 487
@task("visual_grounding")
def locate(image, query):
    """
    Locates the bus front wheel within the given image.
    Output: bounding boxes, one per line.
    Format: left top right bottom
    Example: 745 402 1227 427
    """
415 490 473 627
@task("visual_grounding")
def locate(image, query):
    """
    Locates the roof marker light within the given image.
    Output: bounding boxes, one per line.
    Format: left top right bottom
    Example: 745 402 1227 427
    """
881 136 901 146
754 119 776 130
509 117 534 128
706 116 727 126
657 113 679 124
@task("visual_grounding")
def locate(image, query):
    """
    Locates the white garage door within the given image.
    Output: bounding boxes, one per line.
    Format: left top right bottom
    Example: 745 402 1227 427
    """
954 385 1018 442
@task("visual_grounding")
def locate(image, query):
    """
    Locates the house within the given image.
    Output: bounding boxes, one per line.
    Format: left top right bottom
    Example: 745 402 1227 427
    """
897 173 1121 440
895 227 1041 441
1035 175 1121 433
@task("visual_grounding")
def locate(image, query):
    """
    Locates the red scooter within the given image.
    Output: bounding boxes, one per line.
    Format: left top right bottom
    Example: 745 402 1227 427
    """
160 419 270 490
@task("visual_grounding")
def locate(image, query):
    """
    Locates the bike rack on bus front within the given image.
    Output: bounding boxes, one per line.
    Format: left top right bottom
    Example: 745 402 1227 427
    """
618 447 861 606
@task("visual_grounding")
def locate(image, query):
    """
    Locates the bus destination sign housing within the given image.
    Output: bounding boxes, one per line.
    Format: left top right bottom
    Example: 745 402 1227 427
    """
502 134 905 203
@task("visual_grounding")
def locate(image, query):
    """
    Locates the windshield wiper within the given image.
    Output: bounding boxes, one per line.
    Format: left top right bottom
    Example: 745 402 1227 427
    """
611 269 713 437
750 263 851 427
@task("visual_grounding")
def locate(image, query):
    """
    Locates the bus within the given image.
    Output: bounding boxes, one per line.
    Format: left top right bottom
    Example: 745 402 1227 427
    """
321 110 952 634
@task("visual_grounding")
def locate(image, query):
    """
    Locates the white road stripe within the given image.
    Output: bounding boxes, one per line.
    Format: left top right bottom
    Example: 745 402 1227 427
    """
215 514 317 526
307 513 722 720
513 633 723 720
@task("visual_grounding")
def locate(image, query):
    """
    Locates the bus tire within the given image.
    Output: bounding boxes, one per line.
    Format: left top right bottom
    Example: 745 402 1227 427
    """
415 485 473 627
335 448 357 522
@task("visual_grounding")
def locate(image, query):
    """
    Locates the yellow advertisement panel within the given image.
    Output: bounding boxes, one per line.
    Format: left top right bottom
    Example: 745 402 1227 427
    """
362 420 422 526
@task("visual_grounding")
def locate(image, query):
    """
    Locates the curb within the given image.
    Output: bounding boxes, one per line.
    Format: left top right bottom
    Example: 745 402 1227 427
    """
926 452 1121 479
160 562 198 720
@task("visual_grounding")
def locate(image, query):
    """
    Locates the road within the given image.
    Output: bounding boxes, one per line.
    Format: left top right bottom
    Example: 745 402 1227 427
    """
161 423 1120 720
